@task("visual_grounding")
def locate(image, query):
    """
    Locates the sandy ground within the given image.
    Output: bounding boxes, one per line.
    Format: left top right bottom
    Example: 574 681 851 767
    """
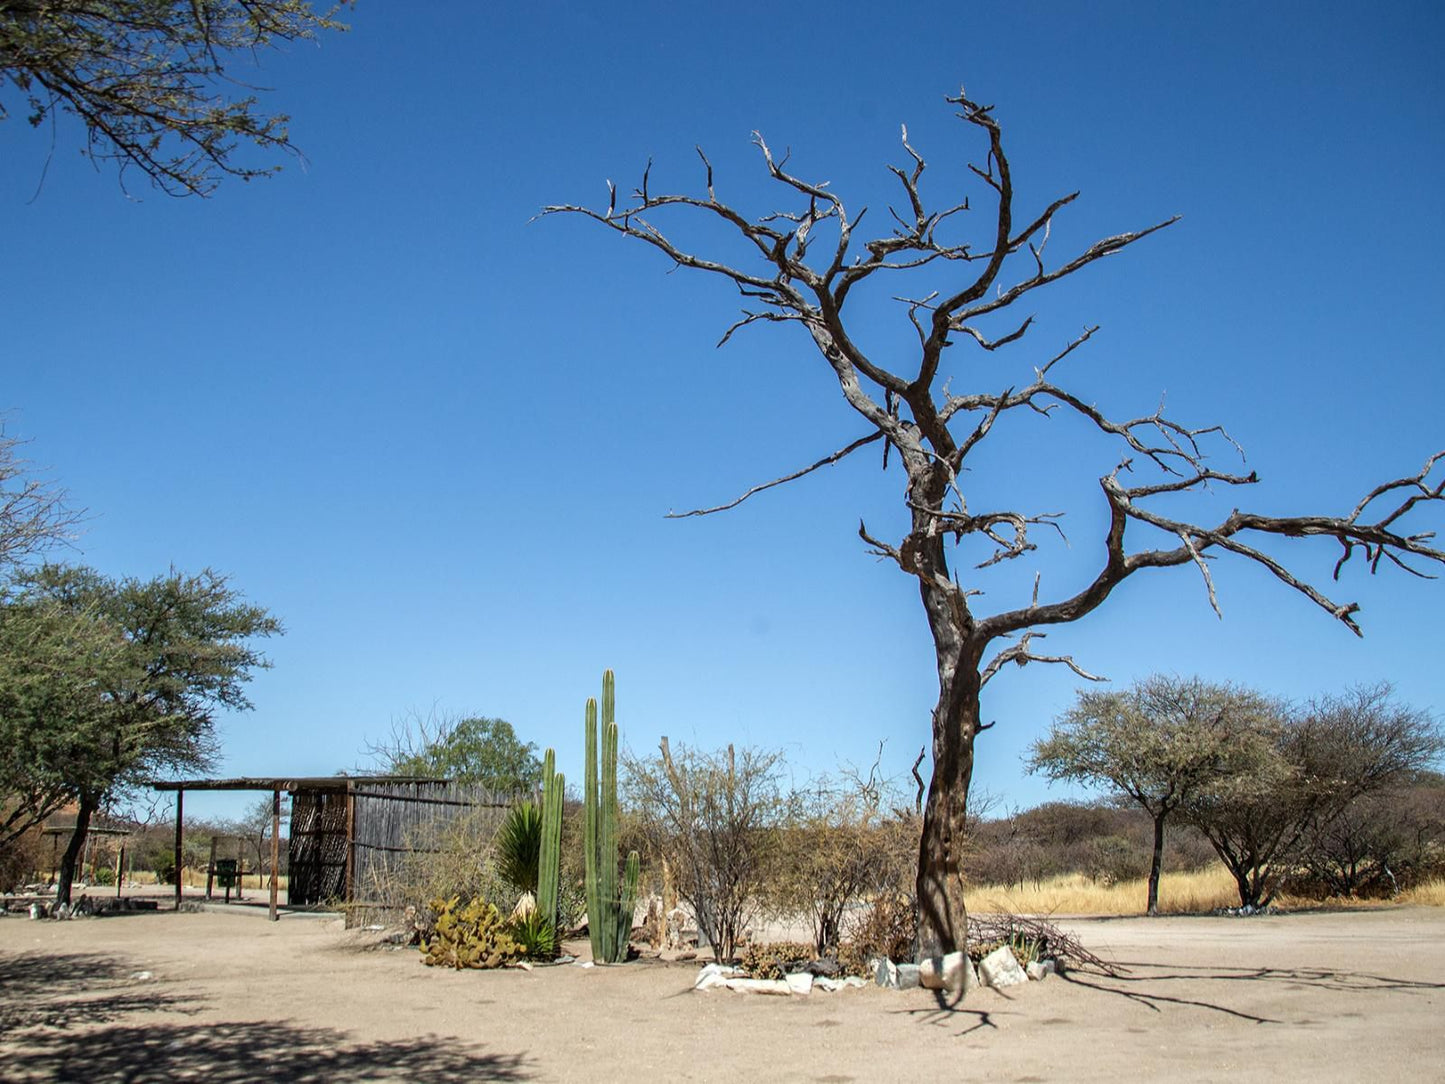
1 902 1442 1083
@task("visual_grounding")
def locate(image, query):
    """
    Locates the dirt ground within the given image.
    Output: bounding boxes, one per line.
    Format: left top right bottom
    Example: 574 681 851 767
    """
1 903 1441 1083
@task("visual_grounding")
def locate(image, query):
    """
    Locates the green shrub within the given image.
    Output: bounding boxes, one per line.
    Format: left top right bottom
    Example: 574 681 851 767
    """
421 896 523 970
739 940 816 980
507 908 557 959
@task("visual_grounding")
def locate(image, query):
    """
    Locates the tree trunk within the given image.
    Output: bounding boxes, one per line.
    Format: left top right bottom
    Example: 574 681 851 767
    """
54 790 100 907
913 551 984 960
1147 812 1167 915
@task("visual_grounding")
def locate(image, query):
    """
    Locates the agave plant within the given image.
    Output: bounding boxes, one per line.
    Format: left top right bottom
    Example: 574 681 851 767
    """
496 801 543 897
507 907 558 959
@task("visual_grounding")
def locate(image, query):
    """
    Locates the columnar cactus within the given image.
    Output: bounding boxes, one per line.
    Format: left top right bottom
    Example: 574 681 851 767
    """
537 748 564 936
584 669 640 963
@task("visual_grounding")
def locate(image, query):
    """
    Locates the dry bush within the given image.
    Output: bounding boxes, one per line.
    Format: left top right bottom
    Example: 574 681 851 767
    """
362 806 511 935
624 741 788 962
766 776 918 957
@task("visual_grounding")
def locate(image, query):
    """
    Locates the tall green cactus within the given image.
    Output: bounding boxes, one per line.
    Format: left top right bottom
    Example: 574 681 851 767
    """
537 748 564 941
584 669 640 963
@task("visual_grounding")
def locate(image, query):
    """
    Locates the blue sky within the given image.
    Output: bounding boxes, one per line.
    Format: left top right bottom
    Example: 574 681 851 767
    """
5 1 1443 823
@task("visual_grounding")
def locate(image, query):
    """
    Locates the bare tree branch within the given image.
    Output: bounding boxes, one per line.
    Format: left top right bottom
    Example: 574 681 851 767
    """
667 433 883 519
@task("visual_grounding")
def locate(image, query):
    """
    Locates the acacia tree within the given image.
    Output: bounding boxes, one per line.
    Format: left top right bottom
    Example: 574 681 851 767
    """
16 564 280 904
1185 683 1441 908
546 89 1445 959
1 0 349 196
1027 676 1278 914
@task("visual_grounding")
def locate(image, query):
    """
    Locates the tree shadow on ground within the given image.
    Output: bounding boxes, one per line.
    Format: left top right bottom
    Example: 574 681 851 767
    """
6 1021 533 1083
893 986 1005 1035
0 952 199 1035
1101 959 1445 994
0 951 533 1081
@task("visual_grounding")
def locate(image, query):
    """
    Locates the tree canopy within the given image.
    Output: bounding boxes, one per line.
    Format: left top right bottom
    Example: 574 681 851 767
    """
1028 675 1278 912
365 712 543 793
1 0 349 196
0 563 280 902
0 427 81 569
1182 683 1442 908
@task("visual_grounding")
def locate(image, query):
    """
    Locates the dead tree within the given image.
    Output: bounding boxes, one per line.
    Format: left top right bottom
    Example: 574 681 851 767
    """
544 90 1445 960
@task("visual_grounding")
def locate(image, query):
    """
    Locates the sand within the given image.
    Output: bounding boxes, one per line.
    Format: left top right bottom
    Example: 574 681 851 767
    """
2 902 1441 1082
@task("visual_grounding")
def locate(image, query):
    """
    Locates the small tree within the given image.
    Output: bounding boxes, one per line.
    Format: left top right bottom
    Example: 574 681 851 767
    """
1 0 350 197
624 739 786 962
232 794 290 884
768 773 914 957
13 564 280 904
363 711 543 793
1028 675 1278 913
1184 684 1441 907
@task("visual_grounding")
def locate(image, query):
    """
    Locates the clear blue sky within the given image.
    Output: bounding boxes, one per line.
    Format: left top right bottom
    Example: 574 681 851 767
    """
5 1 1443 823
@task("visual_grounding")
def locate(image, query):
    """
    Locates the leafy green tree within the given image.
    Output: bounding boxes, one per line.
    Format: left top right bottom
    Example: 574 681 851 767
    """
9 564 280 903
0 592 125 850
1027 675 1278 914
364 711 543 793
1 0 349 196
1183 684 1441 908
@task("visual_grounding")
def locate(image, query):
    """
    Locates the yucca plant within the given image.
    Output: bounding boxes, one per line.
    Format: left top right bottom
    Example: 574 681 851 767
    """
496 801 543 897
508 908 558 959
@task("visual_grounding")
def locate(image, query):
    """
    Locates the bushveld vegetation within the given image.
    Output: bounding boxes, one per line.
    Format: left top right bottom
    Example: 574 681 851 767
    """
364 683 1442 970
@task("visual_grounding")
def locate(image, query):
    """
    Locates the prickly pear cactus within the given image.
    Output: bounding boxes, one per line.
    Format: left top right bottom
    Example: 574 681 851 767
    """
421 896 523 970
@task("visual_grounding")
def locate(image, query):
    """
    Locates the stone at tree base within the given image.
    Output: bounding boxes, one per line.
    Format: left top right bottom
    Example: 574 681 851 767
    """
979 946 1027 988
785 972 814 996
919 951 976 993
1026 959 1057 981
723 977 793 995
693 963 739 990
895 963 922 990
873 957 899 988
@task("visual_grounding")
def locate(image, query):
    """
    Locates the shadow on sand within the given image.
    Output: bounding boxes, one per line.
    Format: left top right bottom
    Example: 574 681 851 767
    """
0 950 534 1082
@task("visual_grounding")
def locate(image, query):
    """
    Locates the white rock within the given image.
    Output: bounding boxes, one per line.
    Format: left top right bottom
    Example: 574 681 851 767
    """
873 957 899 988
919 951 975 993
723 978 793 995
895 963 922 990
785 972 814 996
1026 959 1057 981
842 976 867 988
131 971 153 981
694 962 739 991
979 946 1028 988
814 977 842 992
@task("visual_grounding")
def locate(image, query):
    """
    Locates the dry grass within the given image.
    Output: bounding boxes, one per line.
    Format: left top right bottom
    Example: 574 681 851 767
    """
964 866 1445 916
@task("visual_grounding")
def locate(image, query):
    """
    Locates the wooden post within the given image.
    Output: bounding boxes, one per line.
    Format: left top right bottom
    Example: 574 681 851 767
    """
206 836 218 899
269 788 281 921
344 788 356 906
115 844 124 900
174 790 184 911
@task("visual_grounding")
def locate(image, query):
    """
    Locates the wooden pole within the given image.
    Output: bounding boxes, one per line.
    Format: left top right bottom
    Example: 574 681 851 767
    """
344 788 356 906
269 788 281 921
115 844 124 900
206 835 218 899
174 790 184 911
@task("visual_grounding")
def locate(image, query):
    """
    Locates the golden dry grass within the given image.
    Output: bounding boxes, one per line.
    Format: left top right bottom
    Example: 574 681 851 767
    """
964 865 1445 916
